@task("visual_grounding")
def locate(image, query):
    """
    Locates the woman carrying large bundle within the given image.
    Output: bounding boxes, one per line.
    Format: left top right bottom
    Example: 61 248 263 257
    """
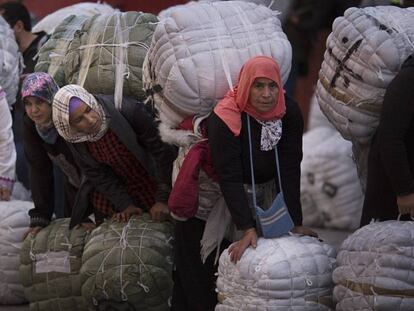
173 56 317 311
51 84 176 227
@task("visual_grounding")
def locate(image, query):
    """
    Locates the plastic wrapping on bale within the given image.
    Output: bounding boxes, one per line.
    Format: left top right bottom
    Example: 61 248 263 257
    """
316 6 414 189
32 2 117 34
64 12 158 109
216 235 337 310
35 15 90 86
0 201 31 304
0 16 21 108
19 218 89 311
333 221 414 310
301 127 364 230
81 214 173 311
143 0 292 130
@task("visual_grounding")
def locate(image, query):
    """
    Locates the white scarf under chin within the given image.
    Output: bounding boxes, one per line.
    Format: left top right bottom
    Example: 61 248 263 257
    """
256 119 282 151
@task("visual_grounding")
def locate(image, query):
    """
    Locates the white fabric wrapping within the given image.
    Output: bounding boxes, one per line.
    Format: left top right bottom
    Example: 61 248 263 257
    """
0 95 16 188
32 2 117 34
0 200 31 304
0 16 21 108
333 221 414 310
143 0 292 128
307 94 335 131
216 235 337 310
301 127 364 230
317 6 414 145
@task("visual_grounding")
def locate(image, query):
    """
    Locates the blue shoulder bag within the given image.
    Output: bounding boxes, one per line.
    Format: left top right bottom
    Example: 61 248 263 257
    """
246 115 294 238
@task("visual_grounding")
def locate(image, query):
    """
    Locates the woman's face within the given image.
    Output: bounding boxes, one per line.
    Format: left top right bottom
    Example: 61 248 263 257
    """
24 96 52 126
69 101 102 135
248 77 279 113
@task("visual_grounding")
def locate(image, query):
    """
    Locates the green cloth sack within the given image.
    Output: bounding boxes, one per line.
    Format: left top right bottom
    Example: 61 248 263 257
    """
20 218 89 311
35 15 90 86
81 214 173 311
64 12 158 106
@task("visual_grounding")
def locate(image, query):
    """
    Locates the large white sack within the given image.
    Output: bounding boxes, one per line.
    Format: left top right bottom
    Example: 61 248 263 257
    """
333 221 414 310
0 200 31 304
201 0 293 23
0 16 21 108
216 235 337 310
32 2 117 34
301 127 364 230
307 94 335 131
143 0 292 129
316 6 414 145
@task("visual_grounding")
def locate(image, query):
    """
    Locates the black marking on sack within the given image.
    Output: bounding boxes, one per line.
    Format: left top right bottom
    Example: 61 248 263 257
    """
329 39 363 89
322 182 337 198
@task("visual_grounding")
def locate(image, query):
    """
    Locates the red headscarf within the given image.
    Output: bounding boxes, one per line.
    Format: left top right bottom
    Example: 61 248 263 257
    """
213 56 286 136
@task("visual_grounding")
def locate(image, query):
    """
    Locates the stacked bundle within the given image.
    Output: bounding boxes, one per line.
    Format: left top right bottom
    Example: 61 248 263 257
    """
0 16 21 108
143 0 292 130
301 127 364 230
20 218 89 310
81 215 174 311
32 2 117 34
35 15 90 86
216 236 337 310
65 11 158 108
0 201 31 304
333 221 414 310
316 6 414 186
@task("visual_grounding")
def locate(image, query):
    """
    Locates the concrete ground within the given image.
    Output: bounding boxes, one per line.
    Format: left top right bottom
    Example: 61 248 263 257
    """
0 228 353 311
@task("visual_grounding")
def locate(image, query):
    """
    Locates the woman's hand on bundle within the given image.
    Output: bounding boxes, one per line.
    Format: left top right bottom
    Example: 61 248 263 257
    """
113 205 143 222
23 226 43 240
397 193 414 217
149 202 170 221
0 187 11 201
228 227 257 263
291 226 318 238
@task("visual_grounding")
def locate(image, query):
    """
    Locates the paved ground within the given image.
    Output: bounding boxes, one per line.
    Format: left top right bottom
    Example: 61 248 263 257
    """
0 228 353 311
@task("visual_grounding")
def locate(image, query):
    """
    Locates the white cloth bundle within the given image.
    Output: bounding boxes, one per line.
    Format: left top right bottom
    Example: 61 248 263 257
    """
0 16 21 108
333 220 414 310
32 2 117 34
143 0 292 129
216 235 337 310
316 6 414 145
0 94 15 189
0 200 31 304
307 94 335 131
301 127 364 230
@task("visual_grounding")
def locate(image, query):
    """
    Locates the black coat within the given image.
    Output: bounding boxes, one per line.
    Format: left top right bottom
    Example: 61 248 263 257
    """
361 53 414 226
207 97 304 230
69 95 177 227
23 114 81 227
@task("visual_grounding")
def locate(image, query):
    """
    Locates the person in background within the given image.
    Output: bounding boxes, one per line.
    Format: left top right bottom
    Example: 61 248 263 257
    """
0 87 16 201
1 1 48 190
52 84 176 227
21 73 92 237
360 53 414 225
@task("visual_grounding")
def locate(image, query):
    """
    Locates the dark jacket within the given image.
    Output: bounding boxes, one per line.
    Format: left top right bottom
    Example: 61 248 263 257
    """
207 96 304 230
361 53 414 225
69 95 176 227
23 114 81 227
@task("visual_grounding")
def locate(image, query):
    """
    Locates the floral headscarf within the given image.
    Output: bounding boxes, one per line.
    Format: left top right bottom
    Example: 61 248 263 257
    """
52 84 109 143
21 72 60 144
21 72 59 105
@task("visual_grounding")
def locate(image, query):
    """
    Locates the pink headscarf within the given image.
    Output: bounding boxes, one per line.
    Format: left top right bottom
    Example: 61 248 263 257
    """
213 56 286 136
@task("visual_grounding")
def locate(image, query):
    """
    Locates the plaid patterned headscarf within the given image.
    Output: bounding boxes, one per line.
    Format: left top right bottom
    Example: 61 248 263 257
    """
52 85 109 143
21 72 59 104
